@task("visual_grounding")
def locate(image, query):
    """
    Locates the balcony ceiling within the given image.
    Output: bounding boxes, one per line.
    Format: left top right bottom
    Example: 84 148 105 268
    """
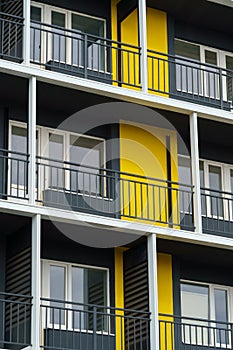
147 0 233 35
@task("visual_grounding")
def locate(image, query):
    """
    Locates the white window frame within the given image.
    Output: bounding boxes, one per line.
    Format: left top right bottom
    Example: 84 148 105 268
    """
175 39 233 103
41 259 110 333
180 279 233 348
9 120 106 202
200 158 233 221
30 2 107 72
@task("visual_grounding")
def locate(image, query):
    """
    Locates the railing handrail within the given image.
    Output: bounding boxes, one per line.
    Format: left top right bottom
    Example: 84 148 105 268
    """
159 313 233 326
201 186 233 197
147 48 233 77
30 20 141 52
0 291 33 299
0 148 29 158
36 154 193 189
0 11 24 21
40 297 151 317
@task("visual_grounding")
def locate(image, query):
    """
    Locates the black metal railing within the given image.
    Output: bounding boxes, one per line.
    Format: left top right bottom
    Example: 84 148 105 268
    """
147 50 233 110
40 298 150 350
0 12 24 62
201 187 233 235
159 314 233 350
0 149 29 200
35 156 194 229
0 292 32 349
30 21 141 88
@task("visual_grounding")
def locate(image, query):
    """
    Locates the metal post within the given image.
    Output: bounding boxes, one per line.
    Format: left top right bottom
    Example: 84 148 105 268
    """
189 112 203 233
31 214 41 350
28 76 37 205
138 0 148 93
147 234 159 350
23 0 30 64
93 306 97 350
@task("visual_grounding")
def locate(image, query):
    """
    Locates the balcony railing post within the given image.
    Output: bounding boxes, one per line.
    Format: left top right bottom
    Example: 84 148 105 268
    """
219 67 224 109
84 34 88 79
93 306 97 350
189 112 202 233
138 0 148 92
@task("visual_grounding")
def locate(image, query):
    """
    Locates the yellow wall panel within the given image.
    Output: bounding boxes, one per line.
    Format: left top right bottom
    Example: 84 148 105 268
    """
114 247 125 350
120 122 179 226
157 253 174 350
120 9 140 89
147 8 169 96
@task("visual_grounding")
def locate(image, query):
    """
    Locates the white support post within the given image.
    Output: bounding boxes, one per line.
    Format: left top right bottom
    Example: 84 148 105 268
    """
23 0 31 65
147 233 160 350
31 214 41 350
189 112 203 233
28 76 37 205
138 0 148 93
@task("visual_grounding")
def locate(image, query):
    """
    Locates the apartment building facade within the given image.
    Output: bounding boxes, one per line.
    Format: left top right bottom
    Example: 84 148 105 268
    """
1 0 233 350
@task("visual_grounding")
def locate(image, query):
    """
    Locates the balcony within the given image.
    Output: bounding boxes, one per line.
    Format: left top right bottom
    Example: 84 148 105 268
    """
40 298 151 350
0 149 194 230
0 11 233 112
0 292 32 350
159 314 233 350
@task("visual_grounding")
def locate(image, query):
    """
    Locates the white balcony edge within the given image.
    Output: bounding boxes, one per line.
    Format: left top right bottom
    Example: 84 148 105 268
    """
0 60 233 124
1 198 233 250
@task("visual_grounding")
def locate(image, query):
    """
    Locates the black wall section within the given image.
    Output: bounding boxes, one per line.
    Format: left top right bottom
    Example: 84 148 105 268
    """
41 221 115 307
175 21 233 53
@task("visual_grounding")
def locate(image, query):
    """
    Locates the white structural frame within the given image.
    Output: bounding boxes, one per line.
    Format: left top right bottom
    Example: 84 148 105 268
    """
31 214 41 350
147 234 160 350
28 76 37 204
23 0 31 64
189 112 203 233
138 0 148 92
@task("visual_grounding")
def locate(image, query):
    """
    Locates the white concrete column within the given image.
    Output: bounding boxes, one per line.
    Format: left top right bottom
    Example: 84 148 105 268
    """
189 112 203 233
23 0 31 65
138 0 148 93
28 76 37 204
31 214 41 350
147 233 160 350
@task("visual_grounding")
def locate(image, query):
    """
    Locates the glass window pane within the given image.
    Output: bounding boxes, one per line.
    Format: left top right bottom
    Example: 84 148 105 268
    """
50 265 65 325
30 7 42 62
52 12 65 28
71 14 105 71
209 165 223 217
49 133 64 189
204 50 219 99
175 40 201 94
178 156 192 213
226 56 233 102
72 266 107 331
31 6 41 21
181 283 209 345
51 12 66 62
214 289 229 344
70 136 103 194
199 161 206 216
11 126 27 188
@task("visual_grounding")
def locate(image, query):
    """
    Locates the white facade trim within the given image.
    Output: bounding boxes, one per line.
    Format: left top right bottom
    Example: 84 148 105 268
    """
189 112 203 233
1 59 233 124
138 0 148 92
147 234 159 350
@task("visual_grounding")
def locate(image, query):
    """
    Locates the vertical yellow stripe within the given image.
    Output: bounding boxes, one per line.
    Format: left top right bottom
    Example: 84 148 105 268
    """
115 247 125 350
157 253 174 350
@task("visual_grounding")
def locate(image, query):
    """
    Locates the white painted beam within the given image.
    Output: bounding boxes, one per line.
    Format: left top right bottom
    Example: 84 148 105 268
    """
190 112 203 233
28 76 37 204
147 234 159 350
138 0 148 92
31 214 41 350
